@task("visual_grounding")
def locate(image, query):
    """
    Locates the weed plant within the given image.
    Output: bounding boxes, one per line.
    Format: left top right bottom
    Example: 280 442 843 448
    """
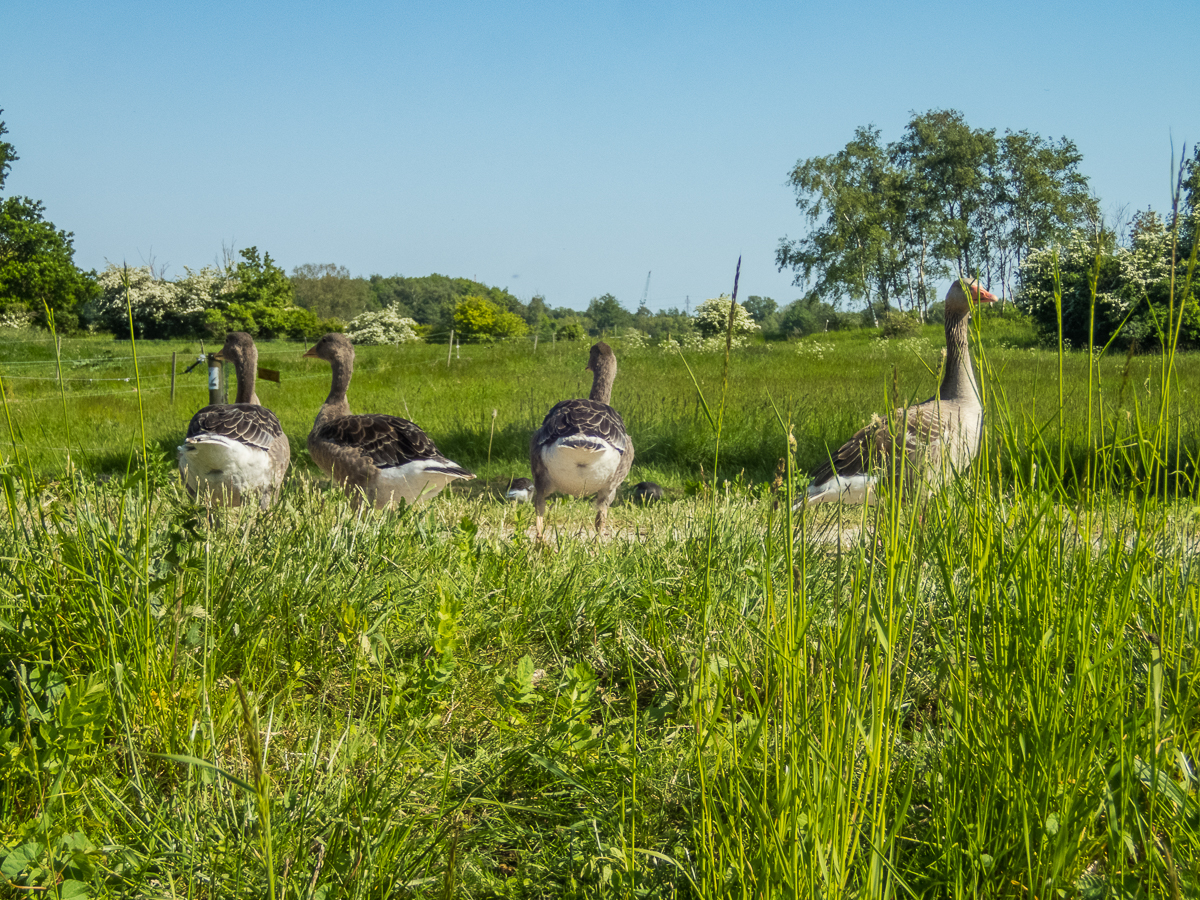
0 233 1197 895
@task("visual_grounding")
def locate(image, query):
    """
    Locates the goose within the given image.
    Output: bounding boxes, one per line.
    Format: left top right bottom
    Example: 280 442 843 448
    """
303 332 474 508
804 278 997 505
531 341 634 537
506 477 534 503
632 481 664 504
178 332 290 508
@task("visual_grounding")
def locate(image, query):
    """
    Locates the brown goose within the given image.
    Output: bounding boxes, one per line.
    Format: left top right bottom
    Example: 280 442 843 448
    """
531 341 634 536
178 332 290 508
805 278 997 505
303 333 474 508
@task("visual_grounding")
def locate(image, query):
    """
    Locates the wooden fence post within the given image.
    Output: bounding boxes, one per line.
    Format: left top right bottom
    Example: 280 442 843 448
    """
208 354 222 406
170 351 177 404
447 329 454 367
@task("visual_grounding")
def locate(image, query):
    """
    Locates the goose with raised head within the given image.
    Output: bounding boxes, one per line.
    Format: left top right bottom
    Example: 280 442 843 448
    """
531 341 634 537
804 278 997 506
303 333 474 508
178 332 290 508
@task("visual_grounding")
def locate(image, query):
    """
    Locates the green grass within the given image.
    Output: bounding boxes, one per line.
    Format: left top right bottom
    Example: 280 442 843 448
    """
1 311 1199 897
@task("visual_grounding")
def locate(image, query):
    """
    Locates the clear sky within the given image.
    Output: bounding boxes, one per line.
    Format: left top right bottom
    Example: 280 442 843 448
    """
2 0 1196 312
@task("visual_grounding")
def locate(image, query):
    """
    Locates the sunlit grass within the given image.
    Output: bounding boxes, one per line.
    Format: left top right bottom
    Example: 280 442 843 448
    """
1 276 1199 896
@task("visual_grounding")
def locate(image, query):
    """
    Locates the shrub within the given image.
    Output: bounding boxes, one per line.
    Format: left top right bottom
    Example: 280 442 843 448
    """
345 308 422 345
87 264 209 339
879 310 922 339
694 295 760 338
453 294 528 342
1017 211 1197 350
555 318 586 341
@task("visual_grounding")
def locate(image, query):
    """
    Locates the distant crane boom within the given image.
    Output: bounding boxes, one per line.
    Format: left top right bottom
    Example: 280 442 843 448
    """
641 271 651 309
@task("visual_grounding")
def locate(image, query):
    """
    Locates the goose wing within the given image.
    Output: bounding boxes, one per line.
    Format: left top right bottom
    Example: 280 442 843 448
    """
809 400 946 488
535 399 629 451
187 403 284 451
315 414 449 469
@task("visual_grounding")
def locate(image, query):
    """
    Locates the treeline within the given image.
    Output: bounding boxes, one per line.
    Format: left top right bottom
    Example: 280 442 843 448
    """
4 104 1197 350
777 108 1199 348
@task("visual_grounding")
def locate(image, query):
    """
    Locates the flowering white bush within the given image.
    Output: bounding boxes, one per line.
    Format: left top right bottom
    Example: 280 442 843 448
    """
658 336 681 353
88 264 215 338
680 331 753 353
615 327 649 350
693 294 760 338
344 307 422 345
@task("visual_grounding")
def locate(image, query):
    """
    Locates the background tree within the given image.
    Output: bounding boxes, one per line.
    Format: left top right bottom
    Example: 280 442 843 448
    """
742 296 777 322
890 109 998 286
780 110 1098 321
0 110 16 190
1017 210 1195 349
693 295 759 338
368 273 527 336
776 125 912 325
586 293 633 334
0 110 98 331
453 294 528 342
291 263 377 321
990 130 1097 300
204 247 332 340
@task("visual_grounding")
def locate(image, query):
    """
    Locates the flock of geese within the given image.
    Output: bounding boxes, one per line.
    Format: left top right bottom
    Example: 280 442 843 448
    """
178 279 997 531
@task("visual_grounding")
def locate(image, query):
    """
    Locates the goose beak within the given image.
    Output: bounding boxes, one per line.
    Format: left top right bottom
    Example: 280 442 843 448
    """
212 351 226 362
976 286 998 303
302 347 318 358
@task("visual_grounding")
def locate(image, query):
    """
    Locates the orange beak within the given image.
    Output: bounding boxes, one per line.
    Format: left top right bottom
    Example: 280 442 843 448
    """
973 285 999 303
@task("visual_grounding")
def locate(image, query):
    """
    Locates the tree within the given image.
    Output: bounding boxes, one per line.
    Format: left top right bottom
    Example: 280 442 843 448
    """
743 296 777 322
990 130 1097 299
205 247 331 340
292 263 377 321
0 110 16 191
453 294 528 341
780 110 1098 320
0 112 98 330
0 197 99 330
586 293 632 334
1017 210 1195 350
890 109 999 285
776 125 912 324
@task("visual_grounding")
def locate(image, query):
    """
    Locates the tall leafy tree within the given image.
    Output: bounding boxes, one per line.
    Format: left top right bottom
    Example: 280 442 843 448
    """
0 110 98 329
0 111 16 190
586 293 632 333
291 263 377 320
776 125 912 324
780 110 1096 318
990 130 1097 299
890 109 999 284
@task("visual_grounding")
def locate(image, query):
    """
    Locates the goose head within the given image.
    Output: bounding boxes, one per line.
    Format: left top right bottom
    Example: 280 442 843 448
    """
213 331 257 368
303 332 355 367
944 279 998 320
586 341 616 376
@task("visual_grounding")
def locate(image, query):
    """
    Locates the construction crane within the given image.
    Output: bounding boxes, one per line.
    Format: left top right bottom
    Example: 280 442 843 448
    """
640 271 651 309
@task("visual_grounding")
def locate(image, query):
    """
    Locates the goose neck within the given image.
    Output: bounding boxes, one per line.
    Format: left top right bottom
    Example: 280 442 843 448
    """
588 359 615 405
232 351 260 406
938 311 979 403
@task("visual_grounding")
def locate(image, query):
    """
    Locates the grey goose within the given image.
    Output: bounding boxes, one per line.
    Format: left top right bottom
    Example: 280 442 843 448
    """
303 333 474 508
531 341 634 536
178 332 291 508
805 278 997 505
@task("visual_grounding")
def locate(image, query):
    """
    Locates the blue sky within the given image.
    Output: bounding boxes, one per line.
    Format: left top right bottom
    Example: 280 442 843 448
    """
3 1 1196 312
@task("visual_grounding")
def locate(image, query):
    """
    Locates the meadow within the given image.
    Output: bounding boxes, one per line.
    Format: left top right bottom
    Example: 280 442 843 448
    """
1 310 1199 898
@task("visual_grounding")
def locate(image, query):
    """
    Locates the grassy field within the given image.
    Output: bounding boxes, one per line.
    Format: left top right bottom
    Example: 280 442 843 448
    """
1 313 1199 897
